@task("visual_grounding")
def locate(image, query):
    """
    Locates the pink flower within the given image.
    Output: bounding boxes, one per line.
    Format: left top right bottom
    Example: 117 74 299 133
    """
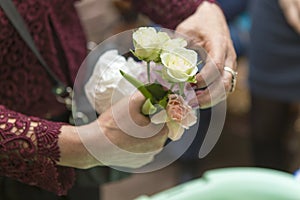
151 94 197 141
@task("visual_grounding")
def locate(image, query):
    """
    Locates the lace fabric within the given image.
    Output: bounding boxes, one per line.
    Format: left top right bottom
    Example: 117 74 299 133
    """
0 0 84 195
0 105 75 195
0 0 86 118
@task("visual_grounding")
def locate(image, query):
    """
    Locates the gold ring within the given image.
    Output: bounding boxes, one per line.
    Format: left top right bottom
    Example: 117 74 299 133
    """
224 66 238 93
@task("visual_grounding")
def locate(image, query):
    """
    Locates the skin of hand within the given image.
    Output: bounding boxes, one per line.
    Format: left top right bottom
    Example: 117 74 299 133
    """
58 92 168 169
176 1 237 109
97 92 168 153
279 0 300 34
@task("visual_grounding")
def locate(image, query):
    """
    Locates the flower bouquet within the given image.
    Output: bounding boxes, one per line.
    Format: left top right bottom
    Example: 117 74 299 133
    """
85 27 201 141
122 27 201 141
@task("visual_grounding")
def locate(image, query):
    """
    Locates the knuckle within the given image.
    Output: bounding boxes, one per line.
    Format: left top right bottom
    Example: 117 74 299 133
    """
223 78 231 90
198 95 212 109
215 62 224 72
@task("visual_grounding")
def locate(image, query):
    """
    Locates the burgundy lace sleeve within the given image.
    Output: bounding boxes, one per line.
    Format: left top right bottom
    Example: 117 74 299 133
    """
133 0 216 29
0 105 75 196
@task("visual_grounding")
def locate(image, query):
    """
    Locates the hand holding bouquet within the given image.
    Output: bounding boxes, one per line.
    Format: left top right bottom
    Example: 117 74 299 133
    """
86 27 200 141
121 27 199 141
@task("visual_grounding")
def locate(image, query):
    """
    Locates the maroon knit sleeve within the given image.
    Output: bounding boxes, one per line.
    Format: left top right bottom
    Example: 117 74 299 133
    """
0 105 75 196
133 0 216 29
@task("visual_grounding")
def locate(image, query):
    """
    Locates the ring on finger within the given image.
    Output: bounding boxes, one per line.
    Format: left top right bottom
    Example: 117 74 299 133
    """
224 66 238 93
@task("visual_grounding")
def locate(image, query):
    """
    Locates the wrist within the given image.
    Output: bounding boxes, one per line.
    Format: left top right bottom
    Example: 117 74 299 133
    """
58 125 101 169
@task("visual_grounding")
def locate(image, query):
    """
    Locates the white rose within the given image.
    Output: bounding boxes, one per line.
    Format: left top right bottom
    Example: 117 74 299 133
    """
133 27 170 62
85 50 145 114
160 47 198 83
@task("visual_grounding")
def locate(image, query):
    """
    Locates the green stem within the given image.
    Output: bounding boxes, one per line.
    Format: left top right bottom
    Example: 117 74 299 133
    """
179 82 185 97
170 83 175 92
120 70 153 101
147 62 150 83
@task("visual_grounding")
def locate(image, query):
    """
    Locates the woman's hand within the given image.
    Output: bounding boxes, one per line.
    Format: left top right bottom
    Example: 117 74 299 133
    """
58 92 168 169
94 92 169 168
279 0 300 34
98 92 168 154
176 1 237 108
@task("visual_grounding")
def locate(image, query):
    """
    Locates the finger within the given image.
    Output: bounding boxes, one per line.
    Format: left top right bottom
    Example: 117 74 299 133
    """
194 88 212 109
111 93 165 139
147 126 169 150
294 0 300 34
127 125 169 153
128 92 150 126
196 35 226 89
284 3 300 33
222 69 235 94
224 41 238 72
296 0 300 11
130 91 146 108
279 0 288 10
194 76 228 109
223 44 238 94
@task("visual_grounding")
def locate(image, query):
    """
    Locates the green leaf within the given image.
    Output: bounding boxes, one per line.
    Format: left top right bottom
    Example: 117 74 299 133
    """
187 76 197 83
144 83 169 102
142 98 157 115
120 70 171 110
120 70 153 101
158 95 169 108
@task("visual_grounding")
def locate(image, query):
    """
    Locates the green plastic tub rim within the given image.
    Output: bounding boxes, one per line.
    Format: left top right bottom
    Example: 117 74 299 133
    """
135 167 300 200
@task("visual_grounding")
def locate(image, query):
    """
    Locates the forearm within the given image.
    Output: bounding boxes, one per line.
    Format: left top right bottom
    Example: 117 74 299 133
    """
72 94 168 169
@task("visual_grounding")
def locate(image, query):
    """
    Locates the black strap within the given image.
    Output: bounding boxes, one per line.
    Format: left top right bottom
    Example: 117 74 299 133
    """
0 0 70 97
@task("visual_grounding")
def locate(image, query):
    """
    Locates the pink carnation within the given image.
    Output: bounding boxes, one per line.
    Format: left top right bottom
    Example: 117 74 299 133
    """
151 94 197 141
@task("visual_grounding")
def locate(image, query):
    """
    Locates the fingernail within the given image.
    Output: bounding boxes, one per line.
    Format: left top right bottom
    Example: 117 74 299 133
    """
196 90 204 95
188 98 199 108
191 102 199 108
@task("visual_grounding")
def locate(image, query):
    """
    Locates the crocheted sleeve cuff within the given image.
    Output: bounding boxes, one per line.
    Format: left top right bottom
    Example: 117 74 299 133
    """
0 105 75 196
133 0 216 29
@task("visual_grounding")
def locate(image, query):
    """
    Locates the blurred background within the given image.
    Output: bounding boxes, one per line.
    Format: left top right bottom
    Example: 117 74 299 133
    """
74 0 300 199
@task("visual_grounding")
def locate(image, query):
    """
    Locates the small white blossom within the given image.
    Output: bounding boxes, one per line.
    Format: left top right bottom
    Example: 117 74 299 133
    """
133 27 170 62
160 47 198 83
